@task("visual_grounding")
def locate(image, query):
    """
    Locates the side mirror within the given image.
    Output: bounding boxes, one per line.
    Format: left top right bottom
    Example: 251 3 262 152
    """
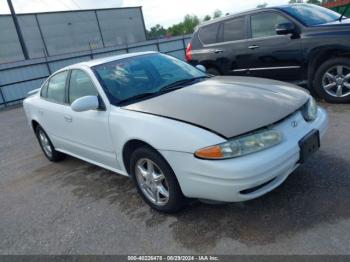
196 64 207 73
71 96 99 112
276 22 296 35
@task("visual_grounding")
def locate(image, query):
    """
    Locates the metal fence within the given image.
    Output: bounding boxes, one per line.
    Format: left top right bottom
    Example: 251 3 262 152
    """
0 7 147 64
0 34 192 108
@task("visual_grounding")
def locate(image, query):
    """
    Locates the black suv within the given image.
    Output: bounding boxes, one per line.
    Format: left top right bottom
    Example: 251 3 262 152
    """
186 4 350 103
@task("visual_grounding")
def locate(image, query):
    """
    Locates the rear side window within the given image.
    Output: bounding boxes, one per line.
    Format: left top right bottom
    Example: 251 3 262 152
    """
223 17 246 42
251 12 290 38
198 23 220 45
46 71 68 104
69 70 98 104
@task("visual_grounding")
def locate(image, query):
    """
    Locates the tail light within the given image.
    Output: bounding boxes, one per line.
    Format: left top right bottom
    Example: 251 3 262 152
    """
186 42 192 61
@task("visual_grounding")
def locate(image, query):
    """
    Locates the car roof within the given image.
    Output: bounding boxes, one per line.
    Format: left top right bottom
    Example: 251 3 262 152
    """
60 51 157 70
197 3 310 28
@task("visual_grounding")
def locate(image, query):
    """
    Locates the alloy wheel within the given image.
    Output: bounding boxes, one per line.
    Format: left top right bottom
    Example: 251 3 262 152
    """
322 65 350 98
38 130 52 158
135 158 170 206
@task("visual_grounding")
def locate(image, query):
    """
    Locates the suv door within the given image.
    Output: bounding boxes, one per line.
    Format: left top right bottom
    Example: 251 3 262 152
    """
62 69 120 170
246 11 303 81
197 16 250 75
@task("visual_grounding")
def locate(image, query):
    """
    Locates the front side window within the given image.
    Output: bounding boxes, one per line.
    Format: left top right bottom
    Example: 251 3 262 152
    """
281 4 341 26
199 23 220 44
251 12 290 38
69 70 98 104
223 16 246 42
46 71 68 104
93 53 207 105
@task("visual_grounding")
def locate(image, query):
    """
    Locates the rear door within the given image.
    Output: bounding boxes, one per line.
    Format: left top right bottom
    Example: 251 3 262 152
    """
194 16 250 75
245 11 303 81
39 70 70 149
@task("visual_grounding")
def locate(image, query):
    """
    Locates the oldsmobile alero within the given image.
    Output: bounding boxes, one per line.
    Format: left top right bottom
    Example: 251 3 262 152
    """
23 52 328 212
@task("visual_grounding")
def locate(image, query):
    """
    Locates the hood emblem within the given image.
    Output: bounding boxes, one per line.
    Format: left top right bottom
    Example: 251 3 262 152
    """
291 120 298 128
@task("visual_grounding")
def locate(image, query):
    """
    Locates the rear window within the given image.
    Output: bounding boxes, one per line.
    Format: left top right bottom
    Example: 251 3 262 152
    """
223 16 246 42
198 23 220 45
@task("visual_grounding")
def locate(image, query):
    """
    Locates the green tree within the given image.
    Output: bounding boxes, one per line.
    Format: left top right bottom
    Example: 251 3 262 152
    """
167 14 200 36
307 0 321 4
213 9 223 18
257 3 268 8
147 24 167 39
289 0 303 3
203 15 211 21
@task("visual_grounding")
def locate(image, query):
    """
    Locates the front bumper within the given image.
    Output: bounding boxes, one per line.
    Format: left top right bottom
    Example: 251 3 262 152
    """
160 107 328 202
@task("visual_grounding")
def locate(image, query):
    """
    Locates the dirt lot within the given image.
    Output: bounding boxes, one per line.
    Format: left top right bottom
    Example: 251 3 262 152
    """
0 103 350 255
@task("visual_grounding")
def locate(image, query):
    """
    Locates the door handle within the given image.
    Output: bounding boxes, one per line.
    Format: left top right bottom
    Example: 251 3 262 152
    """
64 115 72 122
213 49 223 54
248 45 260 50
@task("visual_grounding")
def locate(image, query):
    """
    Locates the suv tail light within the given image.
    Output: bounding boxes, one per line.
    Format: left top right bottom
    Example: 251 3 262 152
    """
186 42 192 61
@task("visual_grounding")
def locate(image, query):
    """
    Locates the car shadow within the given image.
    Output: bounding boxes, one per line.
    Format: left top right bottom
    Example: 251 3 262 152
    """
33 149 350 252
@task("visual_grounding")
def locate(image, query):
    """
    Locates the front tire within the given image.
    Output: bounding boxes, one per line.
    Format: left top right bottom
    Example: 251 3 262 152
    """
35 126 66 162
129 146 186 213
314 58 350 103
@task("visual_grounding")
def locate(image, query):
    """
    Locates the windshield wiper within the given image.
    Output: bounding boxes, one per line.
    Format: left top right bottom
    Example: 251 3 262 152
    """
159 76 208 92
339 6 349 22
118 92 158 106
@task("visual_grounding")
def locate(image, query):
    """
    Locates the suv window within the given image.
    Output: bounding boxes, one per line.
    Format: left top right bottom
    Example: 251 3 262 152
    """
46 71 68 104
69 70 98 104
223 16 246 42
199 23 220 45
251 12 290 38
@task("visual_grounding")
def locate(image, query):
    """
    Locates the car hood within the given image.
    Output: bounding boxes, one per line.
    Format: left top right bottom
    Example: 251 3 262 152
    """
122 76 309 139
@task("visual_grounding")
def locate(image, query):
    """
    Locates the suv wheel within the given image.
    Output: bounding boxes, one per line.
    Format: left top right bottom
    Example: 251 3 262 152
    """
314 58 350 103
130 146 186 213
35 126 66 162
207 67 221 76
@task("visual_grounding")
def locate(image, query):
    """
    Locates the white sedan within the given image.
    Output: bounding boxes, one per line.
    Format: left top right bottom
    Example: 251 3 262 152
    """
23 52 328 212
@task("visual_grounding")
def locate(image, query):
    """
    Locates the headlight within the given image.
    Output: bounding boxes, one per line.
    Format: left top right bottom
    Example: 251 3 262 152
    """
302 97 318 122
195 129 283 160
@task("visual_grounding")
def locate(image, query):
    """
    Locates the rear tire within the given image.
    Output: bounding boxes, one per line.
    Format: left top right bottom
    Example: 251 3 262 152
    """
129 146 186 213
313 57 350 103
35 126 66 162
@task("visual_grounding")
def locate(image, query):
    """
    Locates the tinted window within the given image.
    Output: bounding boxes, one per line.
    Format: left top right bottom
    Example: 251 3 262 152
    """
223 17 246 42
93 53 206 105
251 12 290 38
69 70 98 104
46 71 68 103
281 4 340 26
199 23 220 44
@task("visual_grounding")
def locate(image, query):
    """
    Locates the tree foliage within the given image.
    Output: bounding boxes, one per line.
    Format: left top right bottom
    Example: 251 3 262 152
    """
213 9 223 18
257 3 268 8
147 10 225 39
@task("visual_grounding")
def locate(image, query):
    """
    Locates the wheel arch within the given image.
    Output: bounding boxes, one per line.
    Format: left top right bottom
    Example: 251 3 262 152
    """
308 47 350 90
122 139 160 175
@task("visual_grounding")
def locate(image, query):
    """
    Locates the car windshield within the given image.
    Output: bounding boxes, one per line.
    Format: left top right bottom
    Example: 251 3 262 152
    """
281 4 343 26
92 53 207 105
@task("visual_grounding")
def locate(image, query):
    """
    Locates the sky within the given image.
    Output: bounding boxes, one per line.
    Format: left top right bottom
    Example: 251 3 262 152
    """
0 0 290 29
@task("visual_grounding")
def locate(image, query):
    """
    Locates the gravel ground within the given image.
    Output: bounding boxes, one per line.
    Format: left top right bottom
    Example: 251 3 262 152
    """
0 103 349 255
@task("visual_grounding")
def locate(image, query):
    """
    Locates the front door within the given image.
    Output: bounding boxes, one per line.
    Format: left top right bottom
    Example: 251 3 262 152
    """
245 11 303 81
61 69 119 170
